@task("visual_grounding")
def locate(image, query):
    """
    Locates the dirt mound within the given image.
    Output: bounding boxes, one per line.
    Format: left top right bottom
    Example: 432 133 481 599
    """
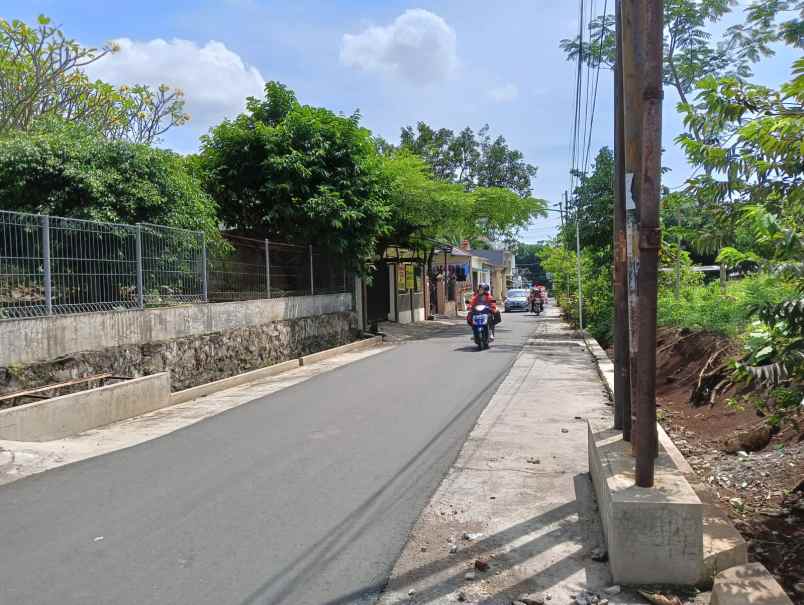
654 326 803 599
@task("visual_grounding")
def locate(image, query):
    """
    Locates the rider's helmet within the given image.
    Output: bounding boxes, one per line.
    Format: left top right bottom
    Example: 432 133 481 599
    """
481 283 491 293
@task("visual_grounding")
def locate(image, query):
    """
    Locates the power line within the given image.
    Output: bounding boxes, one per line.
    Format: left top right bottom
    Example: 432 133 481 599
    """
583 0 610 176
568 0 585 203
579 0 596 192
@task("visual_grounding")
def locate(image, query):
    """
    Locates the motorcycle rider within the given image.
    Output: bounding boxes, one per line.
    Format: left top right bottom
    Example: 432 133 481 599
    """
467 284 497 340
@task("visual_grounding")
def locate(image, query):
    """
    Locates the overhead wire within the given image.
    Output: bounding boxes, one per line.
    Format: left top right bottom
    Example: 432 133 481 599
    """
582 0 610 177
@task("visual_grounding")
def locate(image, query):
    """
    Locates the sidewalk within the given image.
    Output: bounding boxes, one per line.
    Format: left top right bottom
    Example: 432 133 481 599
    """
377 307 643 605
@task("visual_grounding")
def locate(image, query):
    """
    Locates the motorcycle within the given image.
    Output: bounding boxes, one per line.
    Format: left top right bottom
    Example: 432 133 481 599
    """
470 304 492 350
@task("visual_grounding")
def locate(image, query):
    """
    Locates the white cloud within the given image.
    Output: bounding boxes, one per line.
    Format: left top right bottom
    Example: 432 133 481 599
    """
87 38 265 131
340 9 458 86
488 83 519 103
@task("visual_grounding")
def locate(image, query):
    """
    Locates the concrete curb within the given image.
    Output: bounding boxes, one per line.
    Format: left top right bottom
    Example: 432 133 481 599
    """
581 330 614 404
299 335 383 366
170 360 301 405
0 373 170 442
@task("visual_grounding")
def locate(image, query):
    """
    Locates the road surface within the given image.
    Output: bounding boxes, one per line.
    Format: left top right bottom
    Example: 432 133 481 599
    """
0 312 539 605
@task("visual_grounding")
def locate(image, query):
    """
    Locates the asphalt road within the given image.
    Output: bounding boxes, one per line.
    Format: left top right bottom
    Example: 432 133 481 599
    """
0 312 538 605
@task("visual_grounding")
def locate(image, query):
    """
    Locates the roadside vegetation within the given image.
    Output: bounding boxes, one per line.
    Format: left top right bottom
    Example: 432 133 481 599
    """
0 15 546 274
536 4 803 592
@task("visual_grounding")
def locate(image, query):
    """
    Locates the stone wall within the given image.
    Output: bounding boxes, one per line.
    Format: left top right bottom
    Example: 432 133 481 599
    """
1 295 357 403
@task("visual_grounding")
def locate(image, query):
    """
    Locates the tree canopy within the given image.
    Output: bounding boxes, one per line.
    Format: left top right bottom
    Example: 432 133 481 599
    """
0 15 188 143
0 123 219 236
199 82 392 267
396 122 538 198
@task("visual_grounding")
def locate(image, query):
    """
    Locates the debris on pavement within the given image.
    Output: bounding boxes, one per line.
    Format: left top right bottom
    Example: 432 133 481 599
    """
603 585 621 595
449 543 459 554
457 591 467 602
561 428 569 433
517 594 545 604
637 589 683 605
526 457 540 464
590 547 608 562
464 571 476 581
462 531 483 541
474 559 490 571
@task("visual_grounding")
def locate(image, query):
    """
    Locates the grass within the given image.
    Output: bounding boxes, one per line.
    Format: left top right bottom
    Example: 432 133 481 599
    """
657 273 798 336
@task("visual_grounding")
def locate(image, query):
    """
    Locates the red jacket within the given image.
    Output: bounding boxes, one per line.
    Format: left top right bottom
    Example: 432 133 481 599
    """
467 294 497 324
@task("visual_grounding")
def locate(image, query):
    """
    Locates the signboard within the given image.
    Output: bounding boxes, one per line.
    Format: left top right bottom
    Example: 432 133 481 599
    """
397 264 406 292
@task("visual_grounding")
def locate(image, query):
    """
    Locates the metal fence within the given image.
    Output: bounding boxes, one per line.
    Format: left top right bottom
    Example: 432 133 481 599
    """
0 210 352 320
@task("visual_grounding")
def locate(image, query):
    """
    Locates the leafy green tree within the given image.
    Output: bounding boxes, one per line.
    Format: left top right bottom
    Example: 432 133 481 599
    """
560 1 802 139
399 122 537 197
563 147 615 252
0 123 219 236
514 242 551 286
382 151 472 251
0 15 188 143
199 82 392 268
383 151 546 260
677 57 803 269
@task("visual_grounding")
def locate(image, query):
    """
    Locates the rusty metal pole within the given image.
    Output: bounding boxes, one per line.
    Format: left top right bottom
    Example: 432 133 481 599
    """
612 0 631 434
621 0 643 447
634 0 664 487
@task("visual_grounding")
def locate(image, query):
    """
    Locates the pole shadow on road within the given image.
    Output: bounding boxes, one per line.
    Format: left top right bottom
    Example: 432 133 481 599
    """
319 474 606 605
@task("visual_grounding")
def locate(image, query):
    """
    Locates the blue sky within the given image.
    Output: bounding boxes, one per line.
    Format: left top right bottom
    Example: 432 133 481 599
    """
3 1 799 242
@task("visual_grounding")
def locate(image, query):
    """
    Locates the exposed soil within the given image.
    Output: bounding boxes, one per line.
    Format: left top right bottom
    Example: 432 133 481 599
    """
653 326 803 600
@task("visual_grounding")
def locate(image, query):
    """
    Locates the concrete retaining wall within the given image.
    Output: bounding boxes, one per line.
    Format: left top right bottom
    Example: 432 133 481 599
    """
1 295 357 398
0 294 352 366
0 373 170 441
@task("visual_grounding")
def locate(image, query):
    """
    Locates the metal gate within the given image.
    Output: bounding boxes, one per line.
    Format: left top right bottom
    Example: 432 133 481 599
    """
365 263 390 323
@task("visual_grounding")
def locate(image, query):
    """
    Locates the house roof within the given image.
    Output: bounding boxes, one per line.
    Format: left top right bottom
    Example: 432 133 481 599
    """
470 248 507 267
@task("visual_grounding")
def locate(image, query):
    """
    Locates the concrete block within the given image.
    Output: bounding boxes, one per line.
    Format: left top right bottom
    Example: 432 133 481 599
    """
711 563 793 605
0 373 170 441
588 422 704 586
702 502 749 583
299 336 382 366
170 360 300 405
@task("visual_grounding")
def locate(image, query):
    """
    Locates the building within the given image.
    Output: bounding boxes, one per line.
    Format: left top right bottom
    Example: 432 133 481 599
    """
468 248 515 298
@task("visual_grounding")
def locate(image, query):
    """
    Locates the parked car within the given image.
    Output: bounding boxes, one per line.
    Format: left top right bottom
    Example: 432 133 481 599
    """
504 289 529 312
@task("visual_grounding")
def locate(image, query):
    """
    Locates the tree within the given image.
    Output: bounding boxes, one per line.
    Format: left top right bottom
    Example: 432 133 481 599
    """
382 151 472 250
0 123 219 236
382 151 546 264
199 82 392 268
514 242 551 286
676 57 803 270
559 1 803 139
562 147 615 252
0 15 188 143
398 122 538 197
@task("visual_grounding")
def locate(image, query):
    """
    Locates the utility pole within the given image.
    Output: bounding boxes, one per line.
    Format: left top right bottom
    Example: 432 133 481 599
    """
559 197 570 302
612 0 631 434
572 192 584 332
620 0 643 448
634 0 664 487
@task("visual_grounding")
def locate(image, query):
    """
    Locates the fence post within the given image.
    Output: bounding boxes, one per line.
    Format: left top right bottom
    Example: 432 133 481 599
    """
265 239 271 298
41 215 52 315
135 224 145 309
201 232 208 303
309 244 314 296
